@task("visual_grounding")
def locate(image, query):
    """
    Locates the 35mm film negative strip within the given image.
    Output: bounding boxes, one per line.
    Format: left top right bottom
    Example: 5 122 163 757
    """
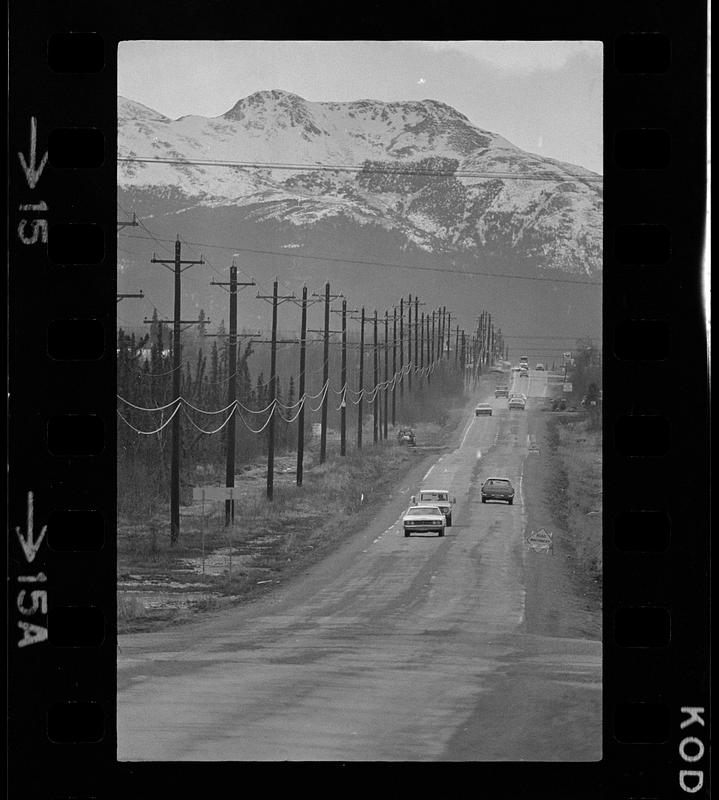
8 3 709 797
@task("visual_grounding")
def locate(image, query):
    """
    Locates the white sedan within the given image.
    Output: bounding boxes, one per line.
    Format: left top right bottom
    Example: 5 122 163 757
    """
403 505 446 537
474 403 493 416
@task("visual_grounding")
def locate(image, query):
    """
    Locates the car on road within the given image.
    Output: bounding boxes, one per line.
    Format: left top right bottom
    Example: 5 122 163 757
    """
474 403 493 416
403 505 446 537
519 368 529 377
508 396 526 410
481 477 515 505
535 363 545 371
412 488 456 526
495 385 509 398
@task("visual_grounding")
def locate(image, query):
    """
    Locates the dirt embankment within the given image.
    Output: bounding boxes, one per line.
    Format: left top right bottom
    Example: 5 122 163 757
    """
521 405 602 641
118 395 481 634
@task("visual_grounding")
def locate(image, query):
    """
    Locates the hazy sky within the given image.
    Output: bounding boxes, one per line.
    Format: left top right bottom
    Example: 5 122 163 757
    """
118 40 603 173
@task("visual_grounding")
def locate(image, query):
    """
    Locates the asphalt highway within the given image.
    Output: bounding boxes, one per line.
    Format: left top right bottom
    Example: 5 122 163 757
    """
117 370 601 761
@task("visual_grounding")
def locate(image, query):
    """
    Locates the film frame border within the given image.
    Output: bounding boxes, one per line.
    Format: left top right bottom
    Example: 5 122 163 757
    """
7 4 709 797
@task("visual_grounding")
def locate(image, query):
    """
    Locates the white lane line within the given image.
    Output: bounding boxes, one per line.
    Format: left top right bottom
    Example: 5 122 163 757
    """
460 416 476 448
423 464 435 481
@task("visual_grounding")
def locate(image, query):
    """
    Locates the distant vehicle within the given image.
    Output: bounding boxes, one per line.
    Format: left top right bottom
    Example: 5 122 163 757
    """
397 427 416 446
535 363 545 371
519 369 529 378
412 489 456 526
495 385 509 398
520 355 528 363
481 477 515 505
475 403 493 416
508 396 526 410
403 505 446 537
511 366 522 373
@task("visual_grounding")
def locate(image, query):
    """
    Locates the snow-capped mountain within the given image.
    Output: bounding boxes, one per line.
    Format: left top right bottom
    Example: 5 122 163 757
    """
119 90 601 274
117 90 602 341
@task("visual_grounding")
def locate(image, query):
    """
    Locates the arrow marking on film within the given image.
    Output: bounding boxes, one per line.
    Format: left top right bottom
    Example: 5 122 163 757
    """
18 117 48 189
16 492 47 564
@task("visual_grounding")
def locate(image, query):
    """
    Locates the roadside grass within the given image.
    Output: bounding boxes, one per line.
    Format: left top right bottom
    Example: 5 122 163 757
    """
546 414 603 581
117 406 468 633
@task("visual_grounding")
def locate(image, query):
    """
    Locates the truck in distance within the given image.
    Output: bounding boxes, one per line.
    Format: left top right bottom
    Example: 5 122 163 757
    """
411 489 455 525
495 385 509 398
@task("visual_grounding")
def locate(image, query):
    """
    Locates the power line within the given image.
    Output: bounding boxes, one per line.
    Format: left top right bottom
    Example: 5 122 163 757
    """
117 155 603 183
118 232 602 287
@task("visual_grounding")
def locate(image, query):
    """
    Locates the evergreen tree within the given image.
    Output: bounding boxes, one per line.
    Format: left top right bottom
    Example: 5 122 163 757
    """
256 372 265 408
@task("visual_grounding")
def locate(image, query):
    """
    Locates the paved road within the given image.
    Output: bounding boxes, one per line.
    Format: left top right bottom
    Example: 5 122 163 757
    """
118 371 601 761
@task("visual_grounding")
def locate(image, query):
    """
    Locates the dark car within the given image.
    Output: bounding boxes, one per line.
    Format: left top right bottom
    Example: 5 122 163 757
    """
495 385 509 398
481 477 515 505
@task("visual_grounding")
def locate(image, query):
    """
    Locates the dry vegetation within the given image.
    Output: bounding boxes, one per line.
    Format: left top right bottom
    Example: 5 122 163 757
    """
546 412 603 579
117 416 458 633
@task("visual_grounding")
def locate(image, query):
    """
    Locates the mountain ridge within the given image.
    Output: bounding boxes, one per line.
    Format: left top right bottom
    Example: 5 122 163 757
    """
117 90 602 340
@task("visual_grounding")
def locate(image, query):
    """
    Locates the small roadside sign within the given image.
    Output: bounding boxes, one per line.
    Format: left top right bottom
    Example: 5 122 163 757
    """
563 382 573 392
192 486 239 502
526 528 553 553
528 528 553 544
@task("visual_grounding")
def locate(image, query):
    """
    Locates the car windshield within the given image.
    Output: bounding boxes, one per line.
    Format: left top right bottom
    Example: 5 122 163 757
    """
486 479 510 486
406 506 441 516
420 492 447 502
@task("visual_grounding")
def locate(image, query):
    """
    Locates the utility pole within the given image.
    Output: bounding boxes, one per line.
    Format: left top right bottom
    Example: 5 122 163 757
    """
383 309 389 440
321 283 331 463
430 310 436 381
414 298 420 391
356 308 366 449
268 281 279 501
341 300 348 455
331 300 356 457
445 309 450 359
392 306 397 426
455 325 459 370
419 311 425 387
296 286 308 485
407 295 412 394
398 298 404 401
373 310 379 443
210 266 255 525
311 283 343 464
426 313 431 385
256 280 295 500
148 237 204 545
